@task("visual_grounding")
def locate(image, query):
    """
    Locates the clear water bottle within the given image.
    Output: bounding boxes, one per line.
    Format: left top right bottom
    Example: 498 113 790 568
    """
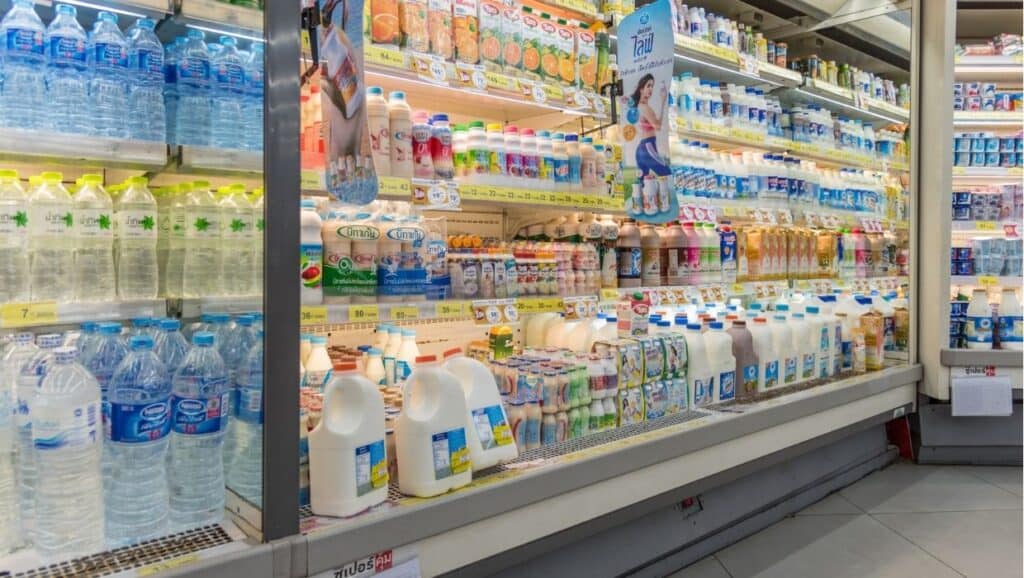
44 4 90 135
105 335 171 547
168 331 229 530
73 174 116 302
0 0 45 130
219 315 256 469
162 184 187 297
176 30 211 147
182 181 223 297
0 332 37 552
183 312 213 342
75 321 99 359
115 177 159 299
29 172 74 302
15 333 60 545
208 313 232 352
164 37 182 145
0 169 30 302
219 185 255 295
227 329 262 506
127 18 166 142
81 322 127 476
128 317 155 340
210 36 246 149
244 42 264 151
154 318 189 374
252 188 264 292
87 11 129 139
32 346 104 559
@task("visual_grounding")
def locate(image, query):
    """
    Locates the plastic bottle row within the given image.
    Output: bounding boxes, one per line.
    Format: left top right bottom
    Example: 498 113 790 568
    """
671 3 788 68
791 55 909 108
953 287 1022 350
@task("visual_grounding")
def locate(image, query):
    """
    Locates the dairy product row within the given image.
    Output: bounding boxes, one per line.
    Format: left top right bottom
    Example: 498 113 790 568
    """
950 239 1024 277
952 288 1023 351
952 184 1022 223
953 133 1024 169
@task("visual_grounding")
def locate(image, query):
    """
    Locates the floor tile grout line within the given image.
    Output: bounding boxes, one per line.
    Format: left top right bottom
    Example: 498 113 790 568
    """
867 513 968 578
711 555 734 578
959 468 1024 499
834 492 868 514
856 507 1023 514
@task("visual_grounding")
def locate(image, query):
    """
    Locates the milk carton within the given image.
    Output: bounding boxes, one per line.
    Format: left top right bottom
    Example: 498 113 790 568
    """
683 324 715 407
704 322 736 402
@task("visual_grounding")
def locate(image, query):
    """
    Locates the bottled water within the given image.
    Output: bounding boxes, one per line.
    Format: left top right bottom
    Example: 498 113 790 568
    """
208 313 232 352
227 330 262 506
176 30 212 147
210 36 246 149
128 317 155 339
0 0 45 130
220 315 257 469
15 333 61 545
252 188 264 292
127 18 166 142
44 4 90 135
29 172 74 302
0 169 30 302
0 332 36 552
182 181 223 297
75 321 99 359
154 318 189 374
168 331 229 530
73 174 116 302
105 335 171 547
219 185 255 295
115 177 159 299
244 43 264 151
32 346 104 559
156 186 171 296
164 183 187 297
88 12 129 139
81 322 128 478
164 37 182 145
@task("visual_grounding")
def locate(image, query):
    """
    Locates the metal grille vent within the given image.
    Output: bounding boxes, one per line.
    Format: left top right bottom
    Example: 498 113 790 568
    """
5 526 232 578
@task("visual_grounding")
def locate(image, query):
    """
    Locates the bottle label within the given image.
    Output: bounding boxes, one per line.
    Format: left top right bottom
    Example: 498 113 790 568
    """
431 427 470 479
0 206 29 237
93 42 128 71
117 210 157 239
215 62 246 92
541 417 557 445
568 156 581 185
521 153 539 180
171 390 230 435
553 157 570 184
764 360 779 388
525 414 540 447
841 340 852 369
999 315 1023 344
488 149 505 176
692 376 713 406
540 155 555 181
469 146 489 175
301 243 323 290
966 315 994 344
171 211 187 239
179 56 211 83
718 370 736 401
235 385 263 424
31 206 71 236
506 151 523 179
32 400 100 450
354 439 388 496
48 34 86 64
6 28 43 56
784 356 797 384
323 253 377 298
802 353 816 379
472 404 513 450
186 210 221 239
396 359 412 381
741 363 758 394
225 214 255 239
617 247 641 279
134 47 164 77
106 400 171 443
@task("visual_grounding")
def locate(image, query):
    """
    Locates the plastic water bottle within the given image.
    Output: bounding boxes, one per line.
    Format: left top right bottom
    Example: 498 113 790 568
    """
220 315 256 468
127 18 166 142
29 172 74 302
208 313 232 353
81 322 127 474
227 330 262 505
164 37 182 145
183 312 213 342
73 174 116 302
210 36 246 149
168 331 229 529
75 321 99 359
154 318 189 374
219 185 255 295
32 346 104 559
105 335 171 547
88 12 129 138
252 188 264 292
115 177 159 299
0 0 45 130
176 30 211 146
44 4 90 135
0 169 30 302
244 43 264 151
182 181 223 297
15 333 59 545
161 184 187 297
0 332 36 552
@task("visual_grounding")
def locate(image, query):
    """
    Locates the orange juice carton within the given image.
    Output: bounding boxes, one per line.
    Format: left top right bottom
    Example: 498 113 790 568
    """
453 0 480 64
554 18 576 86
575 22 597 91
399 0 429 52
538 14 560 83
500 0 522 75
520 7 542 79
370 0 401 46
478 0 504 71
428 0 454 60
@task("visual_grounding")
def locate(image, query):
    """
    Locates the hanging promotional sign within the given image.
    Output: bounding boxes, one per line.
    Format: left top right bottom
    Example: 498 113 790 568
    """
616 0 678 223
319 0 378 204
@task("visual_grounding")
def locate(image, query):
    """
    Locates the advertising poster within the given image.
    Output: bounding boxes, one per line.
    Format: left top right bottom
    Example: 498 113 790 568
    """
319 0 378 204
616 0 678 223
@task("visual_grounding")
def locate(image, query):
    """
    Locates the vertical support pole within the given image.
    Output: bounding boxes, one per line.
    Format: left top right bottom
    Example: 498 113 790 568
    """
262 0 301 540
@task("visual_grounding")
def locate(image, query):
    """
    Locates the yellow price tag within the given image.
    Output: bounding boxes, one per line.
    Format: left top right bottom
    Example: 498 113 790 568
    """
349 305 380 323
390 306 420 321
300 170 323 190
977 276 1000 287
300 306 328 326
975 221 998 231
378 176 411 196
484 71 511 90
600 288 620 301
731 283 745 294
364 45 407 69
435 301 468 319
1 301 58 328
543 83 564 103
138 553 201 577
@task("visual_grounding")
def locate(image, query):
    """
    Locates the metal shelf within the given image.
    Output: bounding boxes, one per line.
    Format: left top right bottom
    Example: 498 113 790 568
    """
950 275 1021 287
953 111 1024 128
952 166 1024 181
177 146 264 175
175 296 263 318
954 55 1023 83
178 0 264 34
0 299 166 330
785 79 910 126
950 220 1020 234
0 128 167 169
940 348 1023 368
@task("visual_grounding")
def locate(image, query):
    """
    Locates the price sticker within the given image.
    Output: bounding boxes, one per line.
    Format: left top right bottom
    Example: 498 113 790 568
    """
600 288 620 301
435 301 468 319
503 303 519 323
300 306 328 326
593 96 607 116
364 46 408 69
470 67 488 91
412 53 449 84
530 82 546 104
349 305 380 323
738 53 759 76
390 306 420 321
975 221 998 231
379 176 411 197
1 301 58 328
977 276 1000 287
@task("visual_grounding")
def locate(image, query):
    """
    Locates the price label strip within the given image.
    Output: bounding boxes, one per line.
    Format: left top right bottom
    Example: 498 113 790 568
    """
390 306 420 321
300 306 329 326
0 301 58 328
472 299 517 325
435 300 469 319
410 52 450 85
348 305 380 323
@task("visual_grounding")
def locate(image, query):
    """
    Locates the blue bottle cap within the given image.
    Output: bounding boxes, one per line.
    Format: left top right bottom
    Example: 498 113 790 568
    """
99 323 123 335
193 332 215 346
687 324 701 331
806 306 820 314
130 335 154 350
710 322 724 330
132 317 152 328
160 318 181 330
236 315 254 326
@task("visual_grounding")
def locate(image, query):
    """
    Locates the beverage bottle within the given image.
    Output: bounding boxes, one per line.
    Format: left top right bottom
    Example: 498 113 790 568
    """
965 288 994 350
154 318 189 374
115 177 159 299
163 184 188 297
168 331 230 529
486 123 506 185
72 174 116 302
31 346 104 558
182 181 223 296
156 186 171 295
365 87 390 175
504 125 523 184
537 131 555 187
726 319 759 401
565 133 582 191
411 111 434 178
88 11 130 138
176 30 212 146
210 36 246 149
252 188 264 293
999 289 1023 351
243 43 264 151
127 18 166 142
706 321 736 402
551 132 570 191
0 0 45 130
0 169 30 302
616 218 641 288
227 331 263 504
387 91 413 178
640 224 661 287
395 329 421 381
79 322 128 476
0 332 36 551
770 313 797 386
748 317 780 391
220 315 257 471
206 313 233 354
219 185 256 295
430 114 454 180
29 172 75 302
682 221 701 284
105 335 171 547
684 323 715 407
519 128 538 182
164 37 182 144
303 335 332 390
44 4 90 135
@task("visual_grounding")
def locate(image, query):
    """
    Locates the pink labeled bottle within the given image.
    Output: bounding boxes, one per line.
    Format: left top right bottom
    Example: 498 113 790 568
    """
430 113 455 180
504 125 523 183
852 228 868 279
411 111 435 179
682 222 701 284
520 129 539 181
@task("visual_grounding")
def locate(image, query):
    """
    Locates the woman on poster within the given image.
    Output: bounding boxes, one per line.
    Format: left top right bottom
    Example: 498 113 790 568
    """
631 73 672 178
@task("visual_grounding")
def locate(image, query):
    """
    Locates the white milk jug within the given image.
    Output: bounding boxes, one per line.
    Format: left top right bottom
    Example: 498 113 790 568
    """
443 348 518 470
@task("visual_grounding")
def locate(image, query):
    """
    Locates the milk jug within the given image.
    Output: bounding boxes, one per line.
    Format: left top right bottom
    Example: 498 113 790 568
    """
999 289 1022 351
443 348 518 469
309 362 388 517
705 322 736 402
683 324 714 407
789 312 815 383
726 319 759 400
525 312 559 348
395 355 472 497
748 318 779 391
803 306 830 378
770 314 797 386
366 87 391 176
966 289 993 350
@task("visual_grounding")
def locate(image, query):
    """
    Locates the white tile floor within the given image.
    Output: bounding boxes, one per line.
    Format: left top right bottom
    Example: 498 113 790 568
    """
670 463 1024 578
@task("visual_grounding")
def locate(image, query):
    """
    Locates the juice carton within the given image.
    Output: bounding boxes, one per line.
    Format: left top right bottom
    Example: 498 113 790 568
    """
640 337 665 384
576 23 597 91
428 0 454 60
666 377 688 414
500 0 523 75
618 386 645 426
663 333 687 378
616 291 651 337
453 0 480 64
520 7 542 80
554 19 576 86
538 14 561 83
399 0 429 51
643 380 668 420
618 339 644 389
860 312 885 371
370 0 401 46
478 0 504 71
